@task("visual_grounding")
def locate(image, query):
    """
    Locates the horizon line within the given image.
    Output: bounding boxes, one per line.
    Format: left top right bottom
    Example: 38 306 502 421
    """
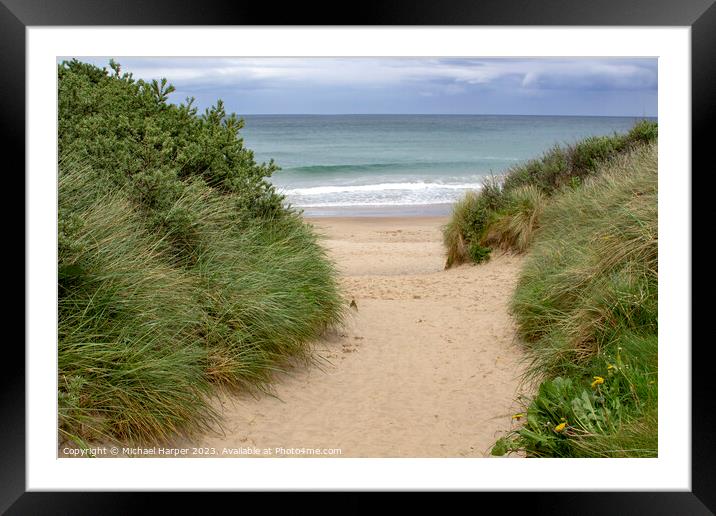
235 113 658 118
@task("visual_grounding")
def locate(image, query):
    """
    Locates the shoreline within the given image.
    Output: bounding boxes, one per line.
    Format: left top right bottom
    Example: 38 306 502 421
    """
298 203 454 218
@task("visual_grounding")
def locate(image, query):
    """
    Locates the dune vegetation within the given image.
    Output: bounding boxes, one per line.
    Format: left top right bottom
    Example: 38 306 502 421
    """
447 141 657 459
493 142 658 457
58 60 344 447
443 120 658 268
443 121 658 457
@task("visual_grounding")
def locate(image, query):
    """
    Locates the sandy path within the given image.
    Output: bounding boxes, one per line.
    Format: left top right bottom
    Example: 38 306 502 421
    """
168 216 527 458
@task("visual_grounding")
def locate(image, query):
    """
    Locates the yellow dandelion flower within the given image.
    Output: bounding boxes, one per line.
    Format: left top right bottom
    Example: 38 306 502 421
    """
554 422 567 433
512 413 525 420
607 364 615 370
591 376 605 388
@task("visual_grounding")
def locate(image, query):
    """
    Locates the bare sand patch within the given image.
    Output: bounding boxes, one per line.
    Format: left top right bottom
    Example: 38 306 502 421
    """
167 216 528 458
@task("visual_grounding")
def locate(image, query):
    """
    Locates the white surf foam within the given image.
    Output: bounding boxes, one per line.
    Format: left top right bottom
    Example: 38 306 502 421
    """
282 181 484 196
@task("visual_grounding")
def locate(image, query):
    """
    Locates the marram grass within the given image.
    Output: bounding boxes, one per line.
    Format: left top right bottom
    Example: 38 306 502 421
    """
492 143 658 457
482 184 546 253
443 120 658 266
58 61 344 447
59 163 344 445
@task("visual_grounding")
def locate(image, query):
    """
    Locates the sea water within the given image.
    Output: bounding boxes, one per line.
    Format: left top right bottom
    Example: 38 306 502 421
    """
240 115 655 216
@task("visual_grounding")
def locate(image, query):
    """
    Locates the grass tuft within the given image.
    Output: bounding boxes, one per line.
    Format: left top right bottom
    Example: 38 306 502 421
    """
482 185 546 253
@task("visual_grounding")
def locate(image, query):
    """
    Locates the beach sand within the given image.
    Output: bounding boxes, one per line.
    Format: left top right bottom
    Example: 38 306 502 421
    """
165 215 528 458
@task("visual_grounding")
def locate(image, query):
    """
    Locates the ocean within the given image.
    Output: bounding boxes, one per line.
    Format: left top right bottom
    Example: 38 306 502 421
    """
240 115 655 216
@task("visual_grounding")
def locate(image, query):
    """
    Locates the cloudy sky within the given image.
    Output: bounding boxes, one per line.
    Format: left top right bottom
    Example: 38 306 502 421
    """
70 57 658 117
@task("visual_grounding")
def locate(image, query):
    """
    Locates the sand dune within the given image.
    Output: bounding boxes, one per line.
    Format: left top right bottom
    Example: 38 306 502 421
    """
167 216 528 458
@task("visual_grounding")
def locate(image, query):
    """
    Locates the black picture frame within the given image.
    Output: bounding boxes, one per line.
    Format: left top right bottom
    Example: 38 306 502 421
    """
6 0 711 512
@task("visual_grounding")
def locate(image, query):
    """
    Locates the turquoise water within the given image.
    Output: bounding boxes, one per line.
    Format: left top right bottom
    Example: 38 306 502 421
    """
240 115 654 214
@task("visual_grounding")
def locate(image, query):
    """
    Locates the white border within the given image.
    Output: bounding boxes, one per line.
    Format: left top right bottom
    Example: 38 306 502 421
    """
27 27 690 491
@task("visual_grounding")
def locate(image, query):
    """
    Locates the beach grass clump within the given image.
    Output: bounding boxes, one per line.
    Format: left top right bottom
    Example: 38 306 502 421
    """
491 143 658 457
58 60 344 446
59 165 214 444
194 206 344 388
443 178 503 267
443 120 658 266
482 185 546 253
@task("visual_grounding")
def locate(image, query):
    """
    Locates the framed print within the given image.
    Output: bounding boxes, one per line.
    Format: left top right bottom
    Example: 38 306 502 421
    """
7 0 713 511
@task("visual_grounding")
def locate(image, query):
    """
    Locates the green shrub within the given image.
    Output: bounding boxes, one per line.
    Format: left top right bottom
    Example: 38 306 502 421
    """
58 59 284 219
625 118 658 145
468 243 492 264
